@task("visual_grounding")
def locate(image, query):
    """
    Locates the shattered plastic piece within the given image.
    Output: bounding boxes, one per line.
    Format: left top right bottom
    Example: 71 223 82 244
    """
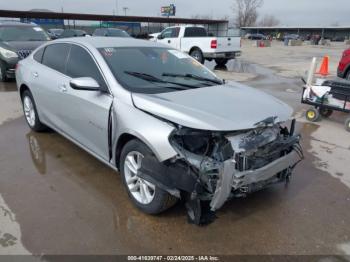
186 198 217 226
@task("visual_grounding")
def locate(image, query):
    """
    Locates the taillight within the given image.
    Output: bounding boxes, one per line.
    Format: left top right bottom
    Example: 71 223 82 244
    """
211 40 217 49
15 63 19 71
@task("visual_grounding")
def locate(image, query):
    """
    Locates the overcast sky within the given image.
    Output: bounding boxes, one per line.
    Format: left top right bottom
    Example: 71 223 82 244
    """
1 0 349 26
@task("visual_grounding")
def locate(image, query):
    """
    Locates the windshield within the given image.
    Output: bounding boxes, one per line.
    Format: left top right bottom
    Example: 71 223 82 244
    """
99 47 222 94
0 26 50 41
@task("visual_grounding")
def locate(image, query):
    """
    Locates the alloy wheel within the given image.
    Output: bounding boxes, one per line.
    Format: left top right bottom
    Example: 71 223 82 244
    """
124 151 155 204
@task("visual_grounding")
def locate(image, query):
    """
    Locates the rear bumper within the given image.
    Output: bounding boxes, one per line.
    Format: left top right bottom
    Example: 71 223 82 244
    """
204 51 241 59
210 150 301 211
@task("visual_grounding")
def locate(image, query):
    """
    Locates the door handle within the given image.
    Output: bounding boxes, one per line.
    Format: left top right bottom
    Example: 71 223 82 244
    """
59 84 67 93
32 72 39 78
168 40 171 43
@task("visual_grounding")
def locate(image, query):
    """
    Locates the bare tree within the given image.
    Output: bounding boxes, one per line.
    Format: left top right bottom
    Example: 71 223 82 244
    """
258 14 280 27
191 14 213 20
232 0 264 27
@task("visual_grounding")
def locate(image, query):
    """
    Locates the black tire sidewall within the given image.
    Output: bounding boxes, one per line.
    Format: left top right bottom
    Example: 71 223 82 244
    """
215 58 228 66
345 119 350 132
0 61 7 82
190 49 204 64
120 139 173 214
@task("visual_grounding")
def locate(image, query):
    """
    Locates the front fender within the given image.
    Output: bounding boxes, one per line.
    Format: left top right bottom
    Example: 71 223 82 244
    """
111 100 178 164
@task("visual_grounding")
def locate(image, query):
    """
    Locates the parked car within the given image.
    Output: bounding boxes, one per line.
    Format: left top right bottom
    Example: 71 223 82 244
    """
47 28 64 39
59 29 87 38
332 36 346 42
337 48 350 80
247 33 266 40
16 37 302 225
92 28 130 38
0 21 49 82
154 25 241 66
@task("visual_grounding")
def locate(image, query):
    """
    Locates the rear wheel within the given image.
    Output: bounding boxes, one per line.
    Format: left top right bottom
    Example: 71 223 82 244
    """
346 70 350 81
319 108 333 118
306 107 320 122
120 139 177 214
215 58 229 67
190 48 204 64
21 90 47 132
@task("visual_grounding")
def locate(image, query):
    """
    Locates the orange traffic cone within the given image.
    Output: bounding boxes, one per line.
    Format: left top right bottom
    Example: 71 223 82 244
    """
317 56 329 76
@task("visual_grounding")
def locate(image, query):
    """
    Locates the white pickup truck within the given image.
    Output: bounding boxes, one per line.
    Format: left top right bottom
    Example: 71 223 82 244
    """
154 25 241 66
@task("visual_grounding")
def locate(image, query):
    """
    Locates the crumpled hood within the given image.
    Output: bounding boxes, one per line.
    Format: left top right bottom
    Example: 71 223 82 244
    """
132 82 293 131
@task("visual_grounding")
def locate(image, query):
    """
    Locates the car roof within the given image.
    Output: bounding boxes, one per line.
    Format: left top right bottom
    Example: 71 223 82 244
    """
53 36 165 48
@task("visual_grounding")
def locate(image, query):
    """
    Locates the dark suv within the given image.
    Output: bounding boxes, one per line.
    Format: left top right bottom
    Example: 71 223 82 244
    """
0 21 49 81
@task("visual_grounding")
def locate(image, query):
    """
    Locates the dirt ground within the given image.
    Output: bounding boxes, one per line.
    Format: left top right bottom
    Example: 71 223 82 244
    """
1 40 350 257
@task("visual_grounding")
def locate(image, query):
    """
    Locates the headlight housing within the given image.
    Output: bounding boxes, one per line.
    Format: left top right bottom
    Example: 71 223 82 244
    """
0 47 18 59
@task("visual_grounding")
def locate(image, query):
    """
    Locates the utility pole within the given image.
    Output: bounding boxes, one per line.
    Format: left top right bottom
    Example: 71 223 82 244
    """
123 7 129 16
115 0 119 15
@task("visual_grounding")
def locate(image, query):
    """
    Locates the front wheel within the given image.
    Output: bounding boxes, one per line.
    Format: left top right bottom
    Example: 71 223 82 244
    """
120 139 177 214
0 61 8 82
190 48 204 64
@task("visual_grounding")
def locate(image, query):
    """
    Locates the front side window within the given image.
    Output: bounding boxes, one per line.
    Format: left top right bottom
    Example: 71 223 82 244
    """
66 45 108 92
161 28 179 39
42 44 70 74
0 26 50 41
99 47 222 94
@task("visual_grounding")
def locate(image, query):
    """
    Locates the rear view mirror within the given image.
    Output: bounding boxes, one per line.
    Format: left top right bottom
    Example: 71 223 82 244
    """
157 34 163 40
70 77 100 91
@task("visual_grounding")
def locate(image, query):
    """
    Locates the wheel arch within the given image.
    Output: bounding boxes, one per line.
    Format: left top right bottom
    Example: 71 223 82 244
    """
115 133 138 169
189 46 202 54
19 84 30 99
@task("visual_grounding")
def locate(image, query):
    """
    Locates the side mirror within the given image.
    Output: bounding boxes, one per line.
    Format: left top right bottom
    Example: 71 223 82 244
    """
70 77 100 91
157 34 163 40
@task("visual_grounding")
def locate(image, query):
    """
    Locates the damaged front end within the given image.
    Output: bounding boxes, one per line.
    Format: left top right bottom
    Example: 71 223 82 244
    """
138 120 303 225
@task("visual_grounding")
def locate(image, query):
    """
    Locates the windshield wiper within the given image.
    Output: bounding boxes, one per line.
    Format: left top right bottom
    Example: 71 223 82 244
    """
124 71 199 89
162 73 223 85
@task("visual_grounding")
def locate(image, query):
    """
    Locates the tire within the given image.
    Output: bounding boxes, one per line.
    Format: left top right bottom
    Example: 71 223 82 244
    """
345 118 350 132
346 70 350 81
21 90 47 132
215 58 229 67
305 107 320 122
120 139 177 214
190 48 204 64
319 108 333 118
0 61 8 82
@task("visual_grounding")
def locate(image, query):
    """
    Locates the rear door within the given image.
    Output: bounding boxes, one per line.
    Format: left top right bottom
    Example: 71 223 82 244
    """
30 43 71 129
157 27 181 49
56 44 112 160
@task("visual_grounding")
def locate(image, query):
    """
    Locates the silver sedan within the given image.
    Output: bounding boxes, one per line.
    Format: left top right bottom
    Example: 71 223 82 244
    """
16 37 302 225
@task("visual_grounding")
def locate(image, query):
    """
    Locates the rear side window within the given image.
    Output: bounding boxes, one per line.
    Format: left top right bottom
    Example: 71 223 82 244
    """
33 47 45 63
66 45 108 92
93 29 105 36
42 44 70 74
184 27 207 37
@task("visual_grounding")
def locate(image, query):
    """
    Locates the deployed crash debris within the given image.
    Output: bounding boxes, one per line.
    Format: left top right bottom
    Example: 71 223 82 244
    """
139 121 303 225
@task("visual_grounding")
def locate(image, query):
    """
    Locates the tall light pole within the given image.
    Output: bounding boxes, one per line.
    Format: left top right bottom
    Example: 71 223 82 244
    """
123 7 129 16
115 0 119 15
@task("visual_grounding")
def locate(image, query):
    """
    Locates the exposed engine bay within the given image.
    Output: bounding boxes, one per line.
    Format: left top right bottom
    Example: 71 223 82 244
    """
138 120 303 225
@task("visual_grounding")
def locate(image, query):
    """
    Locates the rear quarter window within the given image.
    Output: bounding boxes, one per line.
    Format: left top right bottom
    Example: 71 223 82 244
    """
42 43 70 74
184 27 207 38
33 47 45 63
